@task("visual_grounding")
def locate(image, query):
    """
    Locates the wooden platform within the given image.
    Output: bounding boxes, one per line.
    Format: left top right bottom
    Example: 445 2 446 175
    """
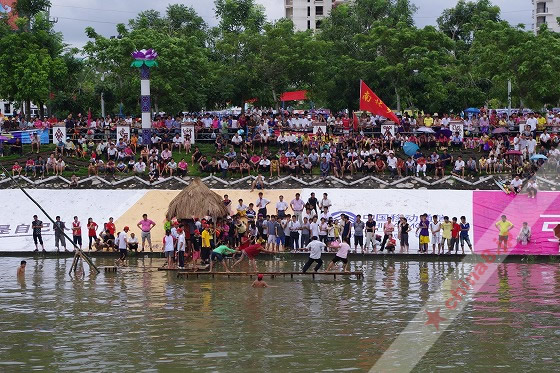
176 271 364 279
100 266 118 272
158 265 210 271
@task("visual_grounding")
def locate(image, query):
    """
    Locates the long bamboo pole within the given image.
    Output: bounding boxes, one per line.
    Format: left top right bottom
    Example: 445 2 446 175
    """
0 165 100 274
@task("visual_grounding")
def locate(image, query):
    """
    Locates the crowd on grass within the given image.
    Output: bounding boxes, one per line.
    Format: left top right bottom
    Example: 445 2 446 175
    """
2 108 560 183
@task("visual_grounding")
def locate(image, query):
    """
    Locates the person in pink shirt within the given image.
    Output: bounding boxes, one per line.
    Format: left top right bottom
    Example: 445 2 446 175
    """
177 158 188 177
326 240 350 272
136 214 156 252
380 217 395 252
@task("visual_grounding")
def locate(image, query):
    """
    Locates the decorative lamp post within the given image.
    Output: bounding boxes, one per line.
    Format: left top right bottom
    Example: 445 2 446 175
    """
131 48 158 145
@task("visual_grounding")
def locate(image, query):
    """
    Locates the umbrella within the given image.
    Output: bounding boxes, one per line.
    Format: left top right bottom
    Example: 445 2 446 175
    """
530 154 548 161
403 142 420 156
437 129 452 138
506 150 522 155
417 126 435 134
465 107 481 114
492 127 508 134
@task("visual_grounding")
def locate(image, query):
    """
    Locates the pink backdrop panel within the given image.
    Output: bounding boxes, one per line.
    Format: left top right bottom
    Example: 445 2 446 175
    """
473 191 560 255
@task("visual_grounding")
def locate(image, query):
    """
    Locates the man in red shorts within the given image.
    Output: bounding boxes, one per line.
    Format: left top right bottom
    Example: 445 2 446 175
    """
231 238 274 272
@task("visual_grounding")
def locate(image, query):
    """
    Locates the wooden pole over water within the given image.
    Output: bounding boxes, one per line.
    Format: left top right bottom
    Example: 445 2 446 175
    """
0 165 100 274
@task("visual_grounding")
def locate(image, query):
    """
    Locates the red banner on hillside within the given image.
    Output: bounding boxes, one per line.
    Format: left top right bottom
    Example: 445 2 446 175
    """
359 80 400 124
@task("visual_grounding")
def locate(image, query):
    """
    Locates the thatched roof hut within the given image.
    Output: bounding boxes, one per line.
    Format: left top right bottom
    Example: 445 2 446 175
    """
166 178 229 220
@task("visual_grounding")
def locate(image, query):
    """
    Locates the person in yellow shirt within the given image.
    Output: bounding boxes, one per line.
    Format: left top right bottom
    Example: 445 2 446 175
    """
201 226 212 264
441 216 453 253
495 215 514 252
537 114 547 131
423 114 434 127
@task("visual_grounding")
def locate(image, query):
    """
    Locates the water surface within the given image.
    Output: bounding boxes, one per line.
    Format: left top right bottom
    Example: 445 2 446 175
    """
1 257 558 372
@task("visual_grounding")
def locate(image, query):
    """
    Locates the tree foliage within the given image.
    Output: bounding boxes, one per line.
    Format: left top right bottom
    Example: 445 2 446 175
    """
1 0 560 117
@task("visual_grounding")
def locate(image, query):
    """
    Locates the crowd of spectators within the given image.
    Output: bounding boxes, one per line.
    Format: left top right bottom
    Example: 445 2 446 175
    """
1 107 559 183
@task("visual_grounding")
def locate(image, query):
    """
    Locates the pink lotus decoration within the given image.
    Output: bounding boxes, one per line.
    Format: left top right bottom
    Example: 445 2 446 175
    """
131 48 158 60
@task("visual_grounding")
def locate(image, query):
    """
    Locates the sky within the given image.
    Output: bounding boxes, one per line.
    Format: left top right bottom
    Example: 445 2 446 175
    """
47 0 533 47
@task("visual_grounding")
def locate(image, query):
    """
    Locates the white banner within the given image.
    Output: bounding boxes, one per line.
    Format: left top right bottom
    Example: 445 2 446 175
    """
52 126 67 144
380 124 396 138
181 124 195 144
449 121 464 140
312 123 327 135
116 124 130 142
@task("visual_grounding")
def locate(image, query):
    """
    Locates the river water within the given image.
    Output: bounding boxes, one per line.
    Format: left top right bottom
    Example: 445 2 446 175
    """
1 256 559 372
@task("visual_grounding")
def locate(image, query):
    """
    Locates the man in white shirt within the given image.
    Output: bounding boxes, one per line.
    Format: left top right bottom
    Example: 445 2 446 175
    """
276 195 289 218
513 134 521 151
133 160 146 174
258 157 271 173
231 134 243 146
117 226 129 263
302 236 326 273
256 192 270 217
288 215 301 250
319 193 332 212
539 130 551 149
429 215 442 254
525 113 537 132
309 217 320 239
526 136 537 157
511 175 523 194
387 153 398 178
172 133 182 151
453 156 466 178
217 157 229 178
177 228 186 269
236 199 248 217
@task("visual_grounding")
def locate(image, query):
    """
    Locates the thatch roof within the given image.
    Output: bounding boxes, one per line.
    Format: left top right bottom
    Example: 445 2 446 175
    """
166 178 229 220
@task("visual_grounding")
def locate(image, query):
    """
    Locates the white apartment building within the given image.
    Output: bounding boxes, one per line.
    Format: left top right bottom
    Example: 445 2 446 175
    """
285 0 346 31
533 0 560 32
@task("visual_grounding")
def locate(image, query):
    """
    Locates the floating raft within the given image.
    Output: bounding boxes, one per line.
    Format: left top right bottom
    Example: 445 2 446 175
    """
176 271 364 279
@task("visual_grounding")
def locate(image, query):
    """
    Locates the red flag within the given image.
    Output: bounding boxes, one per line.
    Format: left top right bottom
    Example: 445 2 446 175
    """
87 108 91 127
352 112 359 131
359 80 400 124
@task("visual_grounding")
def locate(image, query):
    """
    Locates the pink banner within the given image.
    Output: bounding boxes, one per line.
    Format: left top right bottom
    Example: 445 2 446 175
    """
473 191 560 255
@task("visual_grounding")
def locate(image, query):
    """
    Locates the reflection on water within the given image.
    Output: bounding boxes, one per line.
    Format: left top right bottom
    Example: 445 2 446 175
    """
0 257 558 372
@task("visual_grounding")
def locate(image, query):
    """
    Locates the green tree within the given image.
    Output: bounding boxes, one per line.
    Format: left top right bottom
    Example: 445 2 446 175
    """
437 0 500 43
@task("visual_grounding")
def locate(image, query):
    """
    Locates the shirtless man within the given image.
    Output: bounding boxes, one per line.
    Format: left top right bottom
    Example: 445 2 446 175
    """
251 273 269 288
17 260 26 277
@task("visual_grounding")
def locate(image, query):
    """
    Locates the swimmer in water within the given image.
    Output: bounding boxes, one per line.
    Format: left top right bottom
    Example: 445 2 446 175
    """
251 273 269 288
17 260 26 277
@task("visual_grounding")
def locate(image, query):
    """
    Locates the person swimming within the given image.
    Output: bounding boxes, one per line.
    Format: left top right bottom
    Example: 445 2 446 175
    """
251 273 269 288
17 260 26 277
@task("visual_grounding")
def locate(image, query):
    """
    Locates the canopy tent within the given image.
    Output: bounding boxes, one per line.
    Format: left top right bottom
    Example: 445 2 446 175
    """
280 90 308 102
166 178 229 221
